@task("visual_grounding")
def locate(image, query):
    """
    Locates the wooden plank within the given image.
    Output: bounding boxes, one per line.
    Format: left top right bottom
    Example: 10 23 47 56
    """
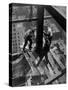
28 51 40 65
50 49 65 70
37 67 45 75
44 65 51 78
28 51 36 61
12 56 23 64
48 52 61 74
24 52 41 76
44 71 61 84
45 68 66 84
47 63 55 76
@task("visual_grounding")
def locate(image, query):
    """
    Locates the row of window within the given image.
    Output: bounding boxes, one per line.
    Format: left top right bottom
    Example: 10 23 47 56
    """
12 5 50 21
12 45 21 53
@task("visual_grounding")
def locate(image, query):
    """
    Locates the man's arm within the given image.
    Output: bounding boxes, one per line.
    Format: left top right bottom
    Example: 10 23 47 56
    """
43 31 49 36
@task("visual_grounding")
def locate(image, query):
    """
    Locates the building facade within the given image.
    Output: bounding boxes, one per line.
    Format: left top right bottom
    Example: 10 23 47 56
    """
12 23 25 54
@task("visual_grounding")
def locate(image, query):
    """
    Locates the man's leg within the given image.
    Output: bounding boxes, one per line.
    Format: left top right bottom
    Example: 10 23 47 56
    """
23 39 28 51
45 53 49 64
29 39 32 50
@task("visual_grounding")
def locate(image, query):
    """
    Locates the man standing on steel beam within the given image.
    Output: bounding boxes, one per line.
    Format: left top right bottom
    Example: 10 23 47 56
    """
37 23 53 66
43 23 53 64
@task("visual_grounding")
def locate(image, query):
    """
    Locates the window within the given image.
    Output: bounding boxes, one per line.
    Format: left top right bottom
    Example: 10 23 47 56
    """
12 23 16 27
13 28 16 31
